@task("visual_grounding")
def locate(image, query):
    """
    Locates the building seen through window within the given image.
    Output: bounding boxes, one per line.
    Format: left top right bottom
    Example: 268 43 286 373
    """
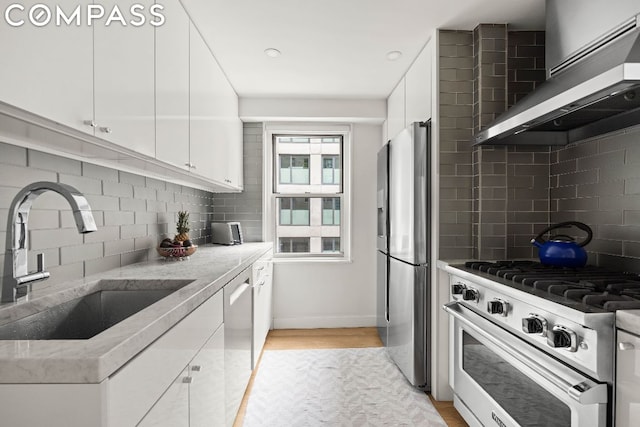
273 134 343 255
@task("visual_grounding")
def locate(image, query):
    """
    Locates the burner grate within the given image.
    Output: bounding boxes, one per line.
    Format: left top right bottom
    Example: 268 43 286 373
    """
464 260 640 311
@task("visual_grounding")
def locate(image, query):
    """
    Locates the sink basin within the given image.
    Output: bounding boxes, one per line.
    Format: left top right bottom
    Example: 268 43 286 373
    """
0 289 177 340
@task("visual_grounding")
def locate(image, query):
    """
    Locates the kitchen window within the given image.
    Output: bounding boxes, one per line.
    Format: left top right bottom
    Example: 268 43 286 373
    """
266 124 350 260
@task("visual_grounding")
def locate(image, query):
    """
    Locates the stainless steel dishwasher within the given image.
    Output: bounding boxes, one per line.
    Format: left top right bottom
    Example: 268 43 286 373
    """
224 267 253 427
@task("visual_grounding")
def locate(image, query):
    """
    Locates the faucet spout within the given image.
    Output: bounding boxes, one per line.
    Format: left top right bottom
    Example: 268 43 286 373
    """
2 181 97 303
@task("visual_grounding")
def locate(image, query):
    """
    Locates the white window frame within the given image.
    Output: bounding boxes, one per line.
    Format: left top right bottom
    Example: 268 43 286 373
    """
263 123 352 262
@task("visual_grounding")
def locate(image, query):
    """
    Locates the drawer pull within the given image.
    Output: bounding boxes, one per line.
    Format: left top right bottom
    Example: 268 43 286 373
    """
191 365 202 372
619 342 636 351
182 376 193 384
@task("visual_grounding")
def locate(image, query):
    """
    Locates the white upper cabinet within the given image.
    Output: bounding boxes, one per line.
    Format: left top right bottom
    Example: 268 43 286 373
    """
0 0 93 133
387 78 405 141
405 40 433 126
93 0 156 157
189 22 242 190
190 22 223 182
0 1 242 191
155 0 190 170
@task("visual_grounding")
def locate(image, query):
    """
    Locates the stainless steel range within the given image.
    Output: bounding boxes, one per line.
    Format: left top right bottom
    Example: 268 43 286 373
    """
442 260 640 427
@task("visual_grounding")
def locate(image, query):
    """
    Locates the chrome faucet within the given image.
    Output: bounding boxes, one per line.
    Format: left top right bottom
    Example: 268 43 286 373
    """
1 181 97 303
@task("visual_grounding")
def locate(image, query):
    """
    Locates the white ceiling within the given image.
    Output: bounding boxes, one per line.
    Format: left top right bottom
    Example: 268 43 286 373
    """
181 0 545 100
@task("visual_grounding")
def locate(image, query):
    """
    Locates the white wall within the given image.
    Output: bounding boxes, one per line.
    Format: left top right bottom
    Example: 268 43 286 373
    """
272 123 381 328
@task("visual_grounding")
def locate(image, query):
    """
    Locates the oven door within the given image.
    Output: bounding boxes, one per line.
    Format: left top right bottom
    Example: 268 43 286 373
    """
444 302 608 427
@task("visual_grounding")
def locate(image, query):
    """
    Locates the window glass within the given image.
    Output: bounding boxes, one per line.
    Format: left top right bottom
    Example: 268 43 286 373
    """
322 155 341 184
279 237 310 253
279 197 310 225
272 134 345 256
322 237 340 253
322 197 340 225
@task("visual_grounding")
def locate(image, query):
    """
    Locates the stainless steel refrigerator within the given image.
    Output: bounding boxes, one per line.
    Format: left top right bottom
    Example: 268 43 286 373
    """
376 121 431 389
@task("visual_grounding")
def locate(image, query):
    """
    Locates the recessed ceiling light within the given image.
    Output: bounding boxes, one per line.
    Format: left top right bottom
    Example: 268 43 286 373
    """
264 48 281 58
386 51 402 61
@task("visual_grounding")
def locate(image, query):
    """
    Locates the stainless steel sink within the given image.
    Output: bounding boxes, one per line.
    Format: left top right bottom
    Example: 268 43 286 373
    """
0 287 182 340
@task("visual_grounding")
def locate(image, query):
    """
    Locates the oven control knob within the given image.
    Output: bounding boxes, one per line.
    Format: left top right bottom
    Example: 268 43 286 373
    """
522 315 548 335
462 288 479 302
487 299 509 316
547 325 578 352
451 283 466 295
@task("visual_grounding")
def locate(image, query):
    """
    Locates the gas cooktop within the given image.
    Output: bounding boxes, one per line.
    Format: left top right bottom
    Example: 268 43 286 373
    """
460 260 640 312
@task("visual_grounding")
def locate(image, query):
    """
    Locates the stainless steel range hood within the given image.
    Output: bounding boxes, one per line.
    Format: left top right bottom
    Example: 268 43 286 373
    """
475 14 640 145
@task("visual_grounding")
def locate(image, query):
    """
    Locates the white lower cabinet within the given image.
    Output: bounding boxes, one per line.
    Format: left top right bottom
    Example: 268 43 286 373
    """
138 325 225 427
252 251 274 369
137 368 190 427
108 290 224 426
190 325 226 426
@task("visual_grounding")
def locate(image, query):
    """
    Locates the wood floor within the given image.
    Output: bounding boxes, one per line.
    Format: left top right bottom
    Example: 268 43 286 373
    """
234 327 468 427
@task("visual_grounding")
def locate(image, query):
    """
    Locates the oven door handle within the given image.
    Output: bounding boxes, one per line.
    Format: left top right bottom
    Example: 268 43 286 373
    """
443 301 608 405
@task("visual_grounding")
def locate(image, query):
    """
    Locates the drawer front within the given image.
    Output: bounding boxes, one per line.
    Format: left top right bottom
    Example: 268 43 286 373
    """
107 290 223 427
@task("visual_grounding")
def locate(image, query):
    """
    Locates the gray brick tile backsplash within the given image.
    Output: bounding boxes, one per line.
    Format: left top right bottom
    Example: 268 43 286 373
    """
61 242 103 264
28 151 82 176
85 254 121 277
0 140 221 285
59 174 103 195
30 228 84 250
211 123 264 242
103 181 134 198
0 163 57 188
0 143 27 166
118 171 146 186
82 163 119 182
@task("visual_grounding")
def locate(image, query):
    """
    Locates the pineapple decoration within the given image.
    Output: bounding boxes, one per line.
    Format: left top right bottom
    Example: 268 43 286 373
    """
174 210 192 247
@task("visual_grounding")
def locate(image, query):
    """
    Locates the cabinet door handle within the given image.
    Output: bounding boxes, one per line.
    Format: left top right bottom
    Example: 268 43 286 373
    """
99 126 112 134
84 120 97 128
182 376 193 384
619 342 636 351
184 162 196 169
191 365 202 372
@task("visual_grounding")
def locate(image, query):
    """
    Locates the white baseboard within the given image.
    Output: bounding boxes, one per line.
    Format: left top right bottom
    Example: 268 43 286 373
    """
273 315 376 329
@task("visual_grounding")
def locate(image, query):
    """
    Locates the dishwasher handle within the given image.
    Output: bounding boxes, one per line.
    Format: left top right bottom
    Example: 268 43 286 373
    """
229 281 251 306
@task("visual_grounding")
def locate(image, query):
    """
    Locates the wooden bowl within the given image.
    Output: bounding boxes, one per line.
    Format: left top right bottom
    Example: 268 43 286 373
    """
156 245 197 259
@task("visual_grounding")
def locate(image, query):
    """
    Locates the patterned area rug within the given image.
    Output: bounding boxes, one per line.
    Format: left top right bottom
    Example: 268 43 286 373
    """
243 347 447 427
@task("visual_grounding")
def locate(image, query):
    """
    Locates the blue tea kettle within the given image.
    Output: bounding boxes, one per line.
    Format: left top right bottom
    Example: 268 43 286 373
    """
531 221 593 268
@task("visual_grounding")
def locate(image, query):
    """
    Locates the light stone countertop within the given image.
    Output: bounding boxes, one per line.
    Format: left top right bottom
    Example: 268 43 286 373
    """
616 310 640 336
0 242 272 384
